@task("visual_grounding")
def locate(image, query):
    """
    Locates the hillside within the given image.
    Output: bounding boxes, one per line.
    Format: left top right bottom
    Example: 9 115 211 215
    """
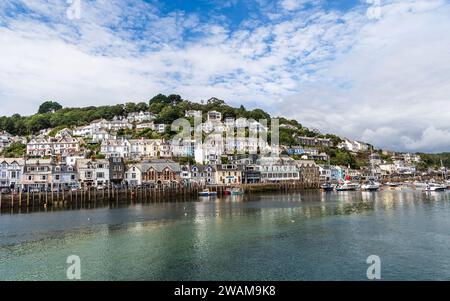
0 94 448 169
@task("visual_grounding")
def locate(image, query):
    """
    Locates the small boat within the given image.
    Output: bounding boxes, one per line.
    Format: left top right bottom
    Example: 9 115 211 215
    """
230 187 244 196
320 182 334 192
425 183 446 192
336 181 359 191
385 182 400 187
361 180 381 191
199 189 217 196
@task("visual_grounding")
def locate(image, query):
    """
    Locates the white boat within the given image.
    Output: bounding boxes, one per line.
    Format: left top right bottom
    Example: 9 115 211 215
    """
385 182 400 187
425 183 446 192
198 189 217 196
336 181 359 191
361 180 381 191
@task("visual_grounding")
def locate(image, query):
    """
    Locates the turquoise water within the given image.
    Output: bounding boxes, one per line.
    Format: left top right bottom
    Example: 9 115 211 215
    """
1 189 450 280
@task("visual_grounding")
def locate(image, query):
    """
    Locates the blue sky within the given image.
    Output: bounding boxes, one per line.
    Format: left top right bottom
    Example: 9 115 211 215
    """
0 0 449 152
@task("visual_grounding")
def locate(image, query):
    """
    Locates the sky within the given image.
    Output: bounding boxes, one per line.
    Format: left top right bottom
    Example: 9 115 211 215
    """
0 0 449 153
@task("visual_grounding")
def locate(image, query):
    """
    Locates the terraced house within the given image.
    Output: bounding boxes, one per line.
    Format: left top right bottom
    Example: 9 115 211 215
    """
0 158 24 189
76 159 110 188
27 136 80 157
21 159 53 191
125 160 181 187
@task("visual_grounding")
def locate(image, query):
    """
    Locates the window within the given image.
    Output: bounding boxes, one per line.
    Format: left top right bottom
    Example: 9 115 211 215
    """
55 175 60 180
41 175 46 180
97 172 105 179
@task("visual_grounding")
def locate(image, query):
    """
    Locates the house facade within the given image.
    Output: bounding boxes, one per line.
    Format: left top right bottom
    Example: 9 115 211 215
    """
0 158 24 189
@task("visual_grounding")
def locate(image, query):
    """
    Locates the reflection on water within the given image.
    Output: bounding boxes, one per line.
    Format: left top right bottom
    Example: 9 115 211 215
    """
1 189 450 280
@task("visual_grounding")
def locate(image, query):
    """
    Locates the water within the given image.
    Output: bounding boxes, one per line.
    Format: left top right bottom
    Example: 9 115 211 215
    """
1 189 450 280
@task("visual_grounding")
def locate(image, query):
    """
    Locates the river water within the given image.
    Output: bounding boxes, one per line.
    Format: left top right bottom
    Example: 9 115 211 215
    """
1 189 450 280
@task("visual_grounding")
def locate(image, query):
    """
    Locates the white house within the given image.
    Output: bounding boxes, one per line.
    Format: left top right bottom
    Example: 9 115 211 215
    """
127 111 155 123
27 136 80 157
76 159 110 187
257 156 300 182
0 158 24 188
100 139 131 158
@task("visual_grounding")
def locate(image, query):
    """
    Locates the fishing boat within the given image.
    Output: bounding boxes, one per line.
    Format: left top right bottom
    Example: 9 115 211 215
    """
361 180 381 191
320 182 334 192
335 180 359 191
198 189 217 196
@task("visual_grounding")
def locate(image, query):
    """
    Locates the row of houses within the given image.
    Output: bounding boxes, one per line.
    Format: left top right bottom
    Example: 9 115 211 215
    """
0 156 321 191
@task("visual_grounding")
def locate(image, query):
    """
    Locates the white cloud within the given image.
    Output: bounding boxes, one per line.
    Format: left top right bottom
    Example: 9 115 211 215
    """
0 0 449 152
277 0 450 152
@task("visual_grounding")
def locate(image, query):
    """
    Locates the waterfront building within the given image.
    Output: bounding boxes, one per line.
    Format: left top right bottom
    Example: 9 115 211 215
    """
125 160 181 187
330 165 344 182
295 160 320 185
0 158 24 189
189 165 215 185
21 159 53 191
318 165 332 182
51 163 77 190
242 165 261 184
26 136 80 157
109 157 125 185
214 163 243 185
257 156 300 182
76 159 110 187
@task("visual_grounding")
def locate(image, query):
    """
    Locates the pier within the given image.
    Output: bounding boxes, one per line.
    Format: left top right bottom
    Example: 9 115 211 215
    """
0 181 319 212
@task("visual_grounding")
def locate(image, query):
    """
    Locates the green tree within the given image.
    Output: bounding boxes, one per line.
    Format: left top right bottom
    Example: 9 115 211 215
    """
38 101 62 114
1 142 26 158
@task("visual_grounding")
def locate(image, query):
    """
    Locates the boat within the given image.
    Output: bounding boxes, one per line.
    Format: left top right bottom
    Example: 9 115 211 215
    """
361 180 381 191
335 181 359 191
385 182 400 187
425 183 447 192
320 182 334 192
230 187 244 196
198 189 217 196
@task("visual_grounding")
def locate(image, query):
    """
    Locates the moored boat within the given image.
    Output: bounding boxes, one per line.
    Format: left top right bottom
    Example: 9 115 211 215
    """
230 187 244 195
199 189 217 196
361 180 381 191
425 183 446 192
320 182 334 191
336 181 359 191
